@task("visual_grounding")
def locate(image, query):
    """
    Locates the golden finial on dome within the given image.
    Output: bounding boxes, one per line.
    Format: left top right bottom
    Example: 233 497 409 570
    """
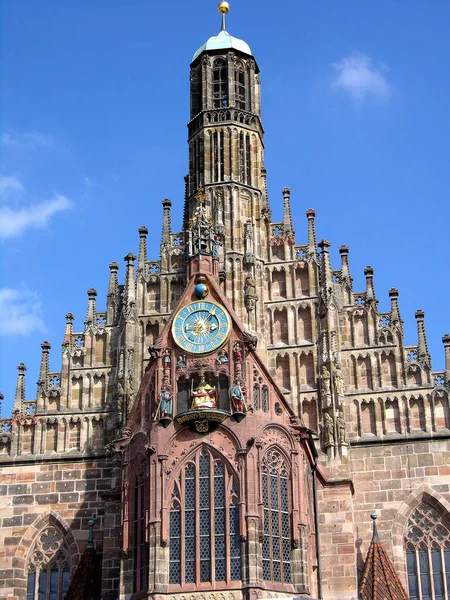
218 1 230 14
218 1 230 30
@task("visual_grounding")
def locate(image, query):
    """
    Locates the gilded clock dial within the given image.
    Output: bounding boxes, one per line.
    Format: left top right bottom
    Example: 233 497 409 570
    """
172 301 230 354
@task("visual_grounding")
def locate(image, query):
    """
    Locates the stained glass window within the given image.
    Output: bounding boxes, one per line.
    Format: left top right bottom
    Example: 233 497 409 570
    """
261 449 291 583
261 386 268 412
405 502 450 600
169 448 241 586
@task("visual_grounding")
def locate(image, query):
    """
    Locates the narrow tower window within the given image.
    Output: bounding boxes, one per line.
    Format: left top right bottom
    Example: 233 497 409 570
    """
246 134 251 185
235 63 246 110
132 475 148 593
213 59 228 108
190 68 202 118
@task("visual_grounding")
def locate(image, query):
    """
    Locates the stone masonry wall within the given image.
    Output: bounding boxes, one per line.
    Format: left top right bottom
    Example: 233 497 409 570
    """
317 438 450 600
0 457 121 600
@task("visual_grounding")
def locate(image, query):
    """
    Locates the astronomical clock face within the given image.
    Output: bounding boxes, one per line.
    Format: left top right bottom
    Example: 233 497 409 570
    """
172 300 230 354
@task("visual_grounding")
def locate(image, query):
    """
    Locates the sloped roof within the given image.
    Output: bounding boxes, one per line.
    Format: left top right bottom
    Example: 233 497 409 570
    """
359 513 409 600
64 545 101 600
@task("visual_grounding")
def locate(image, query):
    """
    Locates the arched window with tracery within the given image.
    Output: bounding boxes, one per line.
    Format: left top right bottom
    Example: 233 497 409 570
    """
405 502 450 600
261 448 291 584
213 59 228 108
26 526 70 600
169 448 241 586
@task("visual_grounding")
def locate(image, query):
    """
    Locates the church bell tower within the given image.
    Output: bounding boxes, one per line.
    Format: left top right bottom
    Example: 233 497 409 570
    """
185 2 268 326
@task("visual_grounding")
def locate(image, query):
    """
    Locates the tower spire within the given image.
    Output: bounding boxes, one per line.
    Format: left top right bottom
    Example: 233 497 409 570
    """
85 288 97 328
364 266 376 304
306 209 317 252
282 187 293 234
62 312 74 347
13 363 26 414
389 288 402 329
161 199 172 245
37 341 51 396
138 226 148 271
415 309 431 367
339 245 351 284
218 1 230 31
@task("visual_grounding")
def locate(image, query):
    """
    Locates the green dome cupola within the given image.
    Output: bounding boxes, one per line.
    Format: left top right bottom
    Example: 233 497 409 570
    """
192 1 253 63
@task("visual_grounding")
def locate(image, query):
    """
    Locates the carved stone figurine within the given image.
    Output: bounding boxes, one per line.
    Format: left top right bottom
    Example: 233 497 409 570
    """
230 382 247 412
155 384 173 420
176 354 187 367
216 349 229 364
333 365 345 397
323 413 334 448
336 407 347 445
320 366 331 408
233 342 243 362
244 276 257 298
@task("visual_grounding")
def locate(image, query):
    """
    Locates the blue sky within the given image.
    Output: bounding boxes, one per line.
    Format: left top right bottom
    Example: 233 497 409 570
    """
1 0 449 415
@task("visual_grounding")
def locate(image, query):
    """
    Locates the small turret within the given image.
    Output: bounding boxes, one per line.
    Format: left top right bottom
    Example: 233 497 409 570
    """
13 363 26 414
388 288 402 332
85 288 97 328
306 209 317 252
282 187 293 234
443 334 450 377
261 167 271 220
318 239 333 296
161 199 172 245
107 262 119 325
415 309 431 367
339 245 352 285
364 266 376 304
63 313 74 347
37 341 51 395
138 226 148 271
0 392 4 419
124 253 136 306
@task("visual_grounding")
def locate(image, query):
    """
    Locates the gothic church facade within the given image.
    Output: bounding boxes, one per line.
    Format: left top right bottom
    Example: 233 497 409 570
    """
1 6 450 600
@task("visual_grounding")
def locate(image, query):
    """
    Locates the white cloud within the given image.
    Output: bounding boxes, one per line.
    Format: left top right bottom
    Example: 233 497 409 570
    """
331 53 391 103
0 175 25 197
1 131 54 150
0 287 46 335
0 193 72 240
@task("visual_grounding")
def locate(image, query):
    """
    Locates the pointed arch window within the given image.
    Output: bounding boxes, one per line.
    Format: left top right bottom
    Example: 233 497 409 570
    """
169 448 241 586
405 502 450 600
262 448 291 584
26 526 71 600
213 59 228 108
